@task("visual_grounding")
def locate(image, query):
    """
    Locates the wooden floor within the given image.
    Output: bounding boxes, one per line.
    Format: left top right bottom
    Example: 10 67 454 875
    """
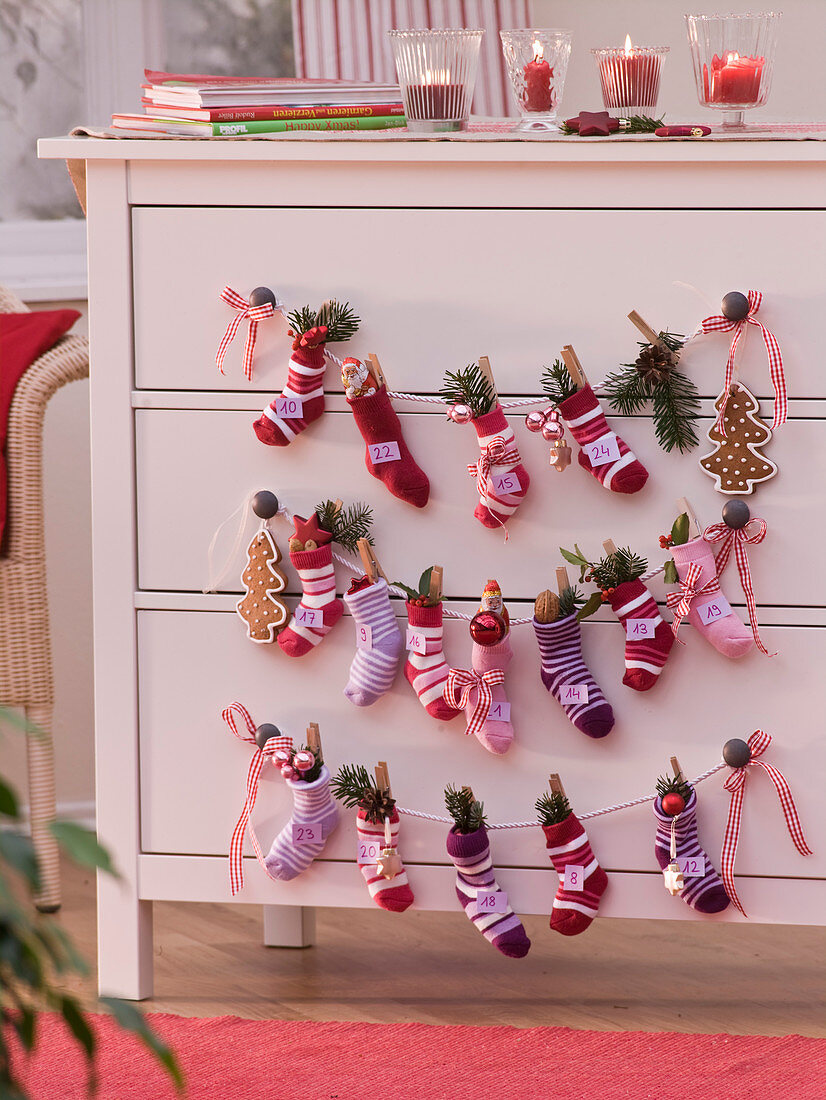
59 861 825 1037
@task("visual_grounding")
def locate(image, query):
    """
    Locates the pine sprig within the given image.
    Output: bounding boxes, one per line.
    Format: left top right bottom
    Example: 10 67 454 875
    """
314 499 374 553
558 584 586 619
444 784 486 834
535 791 571 826
439 364 496 419
541 359 577 404
655 773 692 802
287 299 360 343
559 113 664 136
590 547 648 590
331 763 396 824
601 368 648 416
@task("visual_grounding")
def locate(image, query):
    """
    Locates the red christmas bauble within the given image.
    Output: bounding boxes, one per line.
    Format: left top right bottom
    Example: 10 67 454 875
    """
469 610 507 647
449 403 473 424
524 410 546 433
662 792 686 816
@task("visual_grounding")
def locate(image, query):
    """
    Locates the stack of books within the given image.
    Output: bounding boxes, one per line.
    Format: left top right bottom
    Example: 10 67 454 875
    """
110 70 406 136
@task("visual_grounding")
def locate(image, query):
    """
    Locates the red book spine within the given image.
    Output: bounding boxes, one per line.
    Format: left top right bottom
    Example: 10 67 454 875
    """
141 99 404 121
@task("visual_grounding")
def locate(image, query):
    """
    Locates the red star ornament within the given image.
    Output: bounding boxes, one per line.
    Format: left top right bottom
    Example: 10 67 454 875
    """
565 111 619 137
291 512 334 546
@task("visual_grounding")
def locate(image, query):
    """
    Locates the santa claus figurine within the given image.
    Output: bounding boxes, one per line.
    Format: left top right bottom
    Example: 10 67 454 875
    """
341 357 376 400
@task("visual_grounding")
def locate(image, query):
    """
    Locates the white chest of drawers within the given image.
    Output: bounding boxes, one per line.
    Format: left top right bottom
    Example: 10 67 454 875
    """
39 136 826 1000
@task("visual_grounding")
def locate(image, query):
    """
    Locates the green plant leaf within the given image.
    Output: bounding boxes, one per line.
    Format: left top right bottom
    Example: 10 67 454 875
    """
101 997 185 1091
559 547 588 568
10 1006 36 1052
671 512 690 546
49 821 119 878
0 934 43 988
0 831 40 891
663 559 678 585
60 995 96 1062
417 567 433 597
392 581 419 602
0 777 19 818
577 592 604 621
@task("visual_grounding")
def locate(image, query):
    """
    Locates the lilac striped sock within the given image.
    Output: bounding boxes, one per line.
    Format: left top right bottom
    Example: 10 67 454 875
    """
343 579 403 707
264 765 338 881
654 787 729 914
532 614 614 738
445 825 531 958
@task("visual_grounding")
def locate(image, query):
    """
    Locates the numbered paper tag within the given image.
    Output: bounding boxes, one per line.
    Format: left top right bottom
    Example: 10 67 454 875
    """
678 855 705 877
368 441 401 464
295 606 323 629
275 396 304 419
356 624 373 650
406 628 426 653
357 839 382 865
561 683 589 705
626 618 657 638
587 434 621 468
292 822 322 845
488 701 511 722
564 865 585 891
476 890 508 914
698 596 733 625
491 471 521 495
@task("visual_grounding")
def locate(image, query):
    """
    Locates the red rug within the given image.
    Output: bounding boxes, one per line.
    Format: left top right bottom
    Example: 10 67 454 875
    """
13 1014 826 1099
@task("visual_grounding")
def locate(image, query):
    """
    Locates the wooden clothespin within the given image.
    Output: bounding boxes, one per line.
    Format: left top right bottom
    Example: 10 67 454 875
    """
461 785 475 802
365 353 386 388
375 760 391 796
627 310 670 353
333 499 343 516
477 356 498 399
603 539 618 557
556 567 570 595
306 723 322 755
428 565 443 604
560 345 587 389
549 773 566 797
677 497 701 539
670 756 685 782
357 538 387 583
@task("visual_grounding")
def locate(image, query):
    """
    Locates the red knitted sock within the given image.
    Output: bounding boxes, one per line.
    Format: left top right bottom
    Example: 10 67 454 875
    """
558 385 648 494
348 383 430 508
609 579 674 691
277 543 343 657
543 812 607 936
254 327 327 446
357 809 414 913
471 404 530 529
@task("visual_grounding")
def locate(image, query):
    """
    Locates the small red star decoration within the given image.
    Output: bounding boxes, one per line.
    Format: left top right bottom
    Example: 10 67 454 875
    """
291 512 333 545
566 111 619 137
290 324 328 350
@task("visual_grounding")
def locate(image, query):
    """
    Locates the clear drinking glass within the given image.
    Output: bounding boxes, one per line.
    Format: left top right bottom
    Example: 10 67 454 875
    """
388 29 484 132
685 12 782 129
499 29 573 132
591 40 669 117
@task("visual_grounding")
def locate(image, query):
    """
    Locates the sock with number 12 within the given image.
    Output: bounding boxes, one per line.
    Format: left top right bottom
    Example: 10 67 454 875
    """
654 786 729 914
608 579 674 691
558 384 648 494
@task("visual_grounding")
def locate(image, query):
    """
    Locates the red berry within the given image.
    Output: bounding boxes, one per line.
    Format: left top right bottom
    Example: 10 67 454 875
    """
662 792 686 816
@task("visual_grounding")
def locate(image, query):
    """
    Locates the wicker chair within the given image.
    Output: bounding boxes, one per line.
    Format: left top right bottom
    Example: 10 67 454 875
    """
0 285 89 911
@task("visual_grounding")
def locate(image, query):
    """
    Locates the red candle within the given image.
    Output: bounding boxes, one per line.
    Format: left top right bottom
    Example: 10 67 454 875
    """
524 40 553 112
704 51 765 105
593 36 666 112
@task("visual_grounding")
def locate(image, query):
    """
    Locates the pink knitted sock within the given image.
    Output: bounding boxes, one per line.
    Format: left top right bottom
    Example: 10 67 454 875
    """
468 637 514 755
671 537 753 659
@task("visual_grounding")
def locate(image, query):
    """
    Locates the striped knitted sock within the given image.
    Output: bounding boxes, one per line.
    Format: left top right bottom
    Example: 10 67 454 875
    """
264 766 338 881
278 544 343 658
343 578 403 707
356 809 414 912
543 812 608 936
609 579 675 692
446 825 530 958
253 337 326 447
654 787 730 914
532 614 614 738
469 638 514 755
558 384 648 494
404 601 462 722
471 405 530 529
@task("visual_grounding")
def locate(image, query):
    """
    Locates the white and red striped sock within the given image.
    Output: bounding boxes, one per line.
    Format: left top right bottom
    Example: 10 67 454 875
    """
543 812 607 936
608 579 675 692
470 405 530 529
254 331 327 447
278 543 343 657
558 384 648 494
356 809 414 912
404 601 462 722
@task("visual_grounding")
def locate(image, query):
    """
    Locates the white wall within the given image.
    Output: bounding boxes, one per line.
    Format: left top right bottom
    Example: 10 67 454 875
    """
530 0 826 123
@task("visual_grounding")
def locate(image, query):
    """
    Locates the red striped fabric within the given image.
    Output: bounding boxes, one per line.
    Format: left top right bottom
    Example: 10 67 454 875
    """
291 0 529 116
443 667 505 738
665 561 721 641
216 286 274 381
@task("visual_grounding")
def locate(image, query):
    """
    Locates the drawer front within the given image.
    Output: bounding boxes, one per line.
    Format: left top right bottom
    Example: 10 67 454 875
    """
136 407 826 608
138 610 825 885
132 207 825 399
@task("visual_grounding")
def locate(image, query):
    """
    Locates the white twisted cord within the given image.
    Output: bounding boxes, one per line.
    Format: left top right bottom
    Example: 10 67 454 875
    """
395 761 726 830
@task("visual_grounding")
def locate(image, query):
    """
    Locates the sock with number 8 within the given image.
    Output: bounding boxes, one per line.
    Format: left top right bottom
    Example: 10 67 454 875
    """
542 812 607 936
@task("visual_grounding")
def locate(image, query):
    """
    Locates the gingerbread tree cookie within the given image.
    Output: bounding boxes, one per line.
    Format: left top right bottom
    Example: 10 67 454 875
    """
236 526 290 643
699 383 778 496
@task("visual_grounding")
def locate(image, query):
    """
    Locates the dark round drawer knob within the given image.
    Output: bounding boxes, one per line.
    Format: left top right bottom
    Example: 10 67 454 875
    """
723 738 751 768
255 723 282 750
722 499 750 529
252 490 279 519
721 291 750 322
249 286 276 309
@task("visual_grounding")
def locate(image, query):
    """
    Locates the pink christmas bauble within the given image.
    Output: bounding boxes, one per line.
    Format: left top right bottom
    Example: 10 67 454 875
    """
541 420 563 442
294 751 315 772
274 748 292 765
524 410 546 433
281 765 297 780
469 610 507 647
449 403 473 424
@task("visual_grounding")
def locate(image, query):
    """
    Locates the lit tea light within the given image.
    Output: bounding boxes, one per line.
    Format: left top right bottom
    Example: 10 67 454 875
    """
499 28 572 132
592 36 669 115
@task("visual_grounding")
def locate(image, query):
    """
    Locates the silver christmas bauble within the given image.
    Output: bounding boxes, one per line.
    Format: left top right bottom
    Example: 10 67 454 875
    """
449 403 473 424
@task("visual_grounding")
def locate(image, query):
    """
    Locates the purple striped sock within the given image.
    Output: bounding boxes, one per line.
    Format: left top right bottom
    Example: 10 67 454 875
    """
533 614 614 738
264 766 339 881
343 579 403 707
445 825 531 958
654 787 729 914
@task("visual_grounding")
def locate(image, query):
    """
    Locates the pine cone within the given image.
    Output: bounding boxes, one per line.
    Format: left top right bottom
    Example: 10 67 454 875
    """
635 343 675 384
360 787 396 823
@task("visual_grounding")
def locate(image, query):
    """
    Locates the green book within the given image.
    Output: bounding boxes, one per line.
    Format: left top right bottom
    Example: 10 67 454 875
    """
213 115 406 135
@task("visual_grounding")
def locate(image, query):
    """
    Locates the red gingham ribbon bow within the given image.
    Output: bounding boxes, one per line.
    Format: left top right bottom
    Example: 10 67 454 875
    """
701 291 786 436
216 286 275 381
222 701 293 896
722 730 812 917
703 518 770 656
467 436 521 498
665 561 721 642
443 668 506 739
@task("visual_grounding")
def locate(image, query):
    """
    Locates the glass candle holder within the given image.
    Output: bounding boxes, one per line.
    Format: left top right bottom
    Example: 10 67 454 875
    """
592 37 669 116
685 12 782 129
388 29 484 132
499 29 573 132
